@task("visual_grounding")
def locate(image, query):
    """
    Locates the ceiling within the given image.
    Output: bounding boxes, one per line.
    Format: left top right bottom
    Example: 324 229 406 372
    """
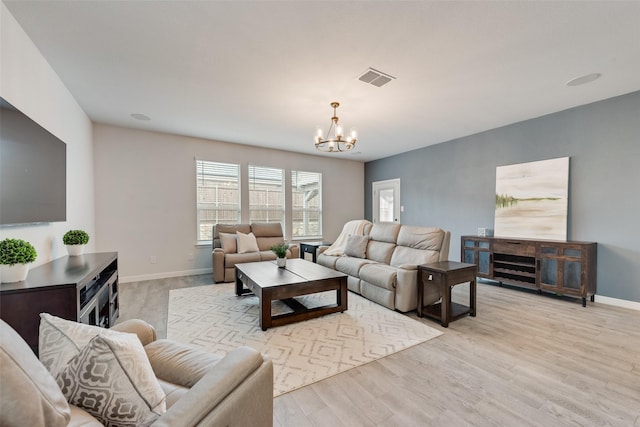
4 1 640 162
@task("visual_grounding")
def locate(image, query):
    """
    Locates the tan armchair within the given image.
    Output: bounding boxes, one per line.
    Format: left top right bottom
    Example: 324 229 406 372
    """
212 222 299 283
0 318 273 427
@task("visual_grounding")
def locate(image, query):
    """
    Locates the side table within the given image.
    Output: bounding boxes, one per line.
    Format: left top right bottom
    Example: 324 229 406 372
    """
417 261 477 327
299 242 332 263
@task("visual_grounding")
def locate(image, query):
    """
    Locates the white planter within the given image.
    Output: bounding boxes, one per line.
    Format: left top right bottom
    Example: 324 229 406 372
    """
1 263 29 283
66 244 85 256
276 257 286 268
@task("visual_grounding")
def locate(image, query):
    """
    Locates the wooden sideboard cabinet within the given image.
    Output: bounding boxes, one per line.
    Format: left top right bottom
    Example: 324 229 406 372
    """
461 237 596 306
0 252 119 353
462 237 493 278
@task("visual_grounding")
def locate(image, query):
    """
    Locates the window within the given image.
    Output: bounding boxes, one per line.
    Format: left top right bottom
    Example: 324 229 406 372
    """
248 165 284 225
196 160 240 241
292 170 322 238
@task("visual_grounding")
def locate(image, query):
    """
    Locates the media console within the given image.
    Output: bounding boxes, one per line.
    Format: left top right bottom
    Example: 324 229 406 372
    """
0 252 119 353
461 237 597 306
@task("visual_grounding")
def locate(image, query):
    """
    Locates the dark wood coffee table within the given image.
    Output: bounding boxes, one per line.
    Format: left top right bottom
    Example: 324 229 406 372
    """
235 258 348 331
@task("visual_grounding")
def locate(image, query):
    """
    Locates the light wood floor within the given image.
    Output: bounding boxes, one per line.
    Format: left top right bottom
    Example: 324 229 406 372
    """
119 276 640 427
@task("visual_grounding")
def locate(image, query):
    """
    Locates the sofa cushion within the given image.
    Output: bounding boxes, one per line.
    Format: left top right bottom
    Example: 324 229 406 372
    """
396 226 444 250
335 256 375 277
390 246 441 267
0 319 71 427
236 231 259 253
344 235 369 258
145 339 222 388
366 240 396 264
257 236 285 251
225 252 261 267
219 232 237 254
259 250 278 261
251 222 283 237
213 224 251 249
215 224 251 238
316 253 338 269
57 332 166 427
39 313 132 379
359 263 398 290
369 223 401 243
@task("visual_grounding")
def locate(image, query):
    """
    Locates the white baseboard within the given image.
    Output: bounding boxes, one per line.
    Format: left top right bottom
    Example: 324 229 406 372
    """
594 295 640 311
120 268 212 284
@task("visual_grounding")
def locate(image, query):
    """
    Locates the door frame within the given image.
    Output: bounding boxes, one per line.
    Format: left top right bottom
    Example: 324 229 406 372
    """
372 178 401 224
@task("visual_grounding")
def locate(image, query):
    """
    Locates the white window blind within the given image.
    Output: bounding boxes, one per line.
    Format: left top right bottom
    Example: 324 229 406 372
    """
196 160 240 241
292 170 322 238
248 165 284 226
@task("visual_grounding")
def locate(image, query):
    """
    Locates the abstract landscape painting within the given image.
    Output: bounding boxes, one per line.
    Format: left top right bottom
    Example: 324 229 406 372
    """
494 157 569 240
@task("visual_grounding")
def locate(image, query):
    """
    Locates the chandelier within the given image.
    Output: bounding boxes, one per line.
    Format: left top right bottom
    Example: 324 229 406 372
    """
314 102 357 152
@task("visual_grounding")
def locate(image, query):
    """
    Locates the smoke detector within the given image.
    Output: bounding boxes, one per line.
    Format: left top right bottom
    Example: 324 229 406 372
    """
357 67 396 87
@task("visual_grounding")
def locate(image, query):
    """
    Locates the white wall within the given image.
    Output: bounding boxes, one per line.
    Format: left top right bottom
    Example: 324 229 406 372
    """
93 124 364 281
0 3 94 265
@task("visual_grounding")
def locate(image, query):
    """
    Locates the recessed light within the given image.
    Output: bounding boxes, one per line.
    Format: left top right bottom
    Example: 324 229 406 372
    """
131 113 151 121
566 73 602 87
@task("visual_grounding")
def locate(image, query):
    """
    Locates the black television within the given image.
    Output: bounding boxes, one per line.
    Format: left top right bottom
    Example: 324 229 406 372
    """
0 97 67 225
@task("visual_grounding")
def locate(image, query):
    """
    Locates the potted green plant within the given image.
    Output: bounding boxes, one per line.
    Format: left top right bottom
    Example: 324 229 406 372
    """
0 238 37 283
63 229 90 256
270 243 289 268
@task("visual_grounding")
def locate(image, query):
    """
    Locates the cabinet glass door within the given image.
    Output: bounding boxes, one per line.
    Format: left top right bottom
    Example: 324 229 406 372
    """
464 249 475 264
564 261 582 290
540 258 558 286
478 251 491 275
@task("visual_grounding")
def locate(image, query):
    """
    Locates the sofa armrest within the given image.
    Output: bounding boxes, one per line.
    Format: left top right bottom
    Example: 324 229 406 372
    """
395 267 420 312
150 347 273 427
317 245 330 256
287 244 299 259
212 248 226 283
111 319 157 346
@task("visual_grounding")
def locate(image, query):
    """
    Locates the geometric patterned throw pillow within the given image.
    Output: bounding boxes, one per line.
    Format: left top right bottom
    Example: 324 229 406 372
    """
57 332 166 427
39 313 128 379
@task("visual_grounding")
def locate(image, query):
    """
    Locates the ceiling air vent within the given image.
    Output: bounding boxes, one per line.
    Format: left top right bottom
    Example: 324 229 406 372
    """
357 68 396 87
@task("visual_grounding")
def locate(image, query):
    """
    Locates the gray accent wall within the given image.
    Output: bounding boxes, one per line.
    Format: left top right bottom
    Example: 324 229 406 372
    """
365 90 640 303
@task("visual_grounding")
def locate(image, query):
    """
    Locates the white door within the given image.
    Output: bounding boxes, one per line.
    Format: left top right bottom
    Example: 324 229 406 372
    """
372 179 400 224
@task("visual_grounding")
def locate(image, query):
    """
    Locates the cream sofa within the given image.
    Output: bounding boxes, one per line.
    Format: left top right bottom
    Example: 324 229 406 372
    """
317 223 450 312
212 222 299 283
0 317 273 427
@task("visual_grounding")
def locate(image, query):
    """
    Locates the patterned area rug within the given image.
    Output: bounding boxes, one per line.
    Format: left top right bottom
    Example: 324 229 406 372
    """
167 283 442 396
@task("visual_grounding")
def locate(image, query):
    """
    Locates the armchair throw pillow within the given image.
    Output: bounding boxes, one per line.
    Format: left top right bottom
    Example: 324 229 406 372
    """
57 332 166 427
39 313 130 379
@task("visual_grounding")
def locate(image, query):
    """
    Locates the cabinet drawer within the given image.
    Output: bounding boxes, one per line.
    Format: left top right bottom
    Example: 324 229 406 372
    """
493 241 536 257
